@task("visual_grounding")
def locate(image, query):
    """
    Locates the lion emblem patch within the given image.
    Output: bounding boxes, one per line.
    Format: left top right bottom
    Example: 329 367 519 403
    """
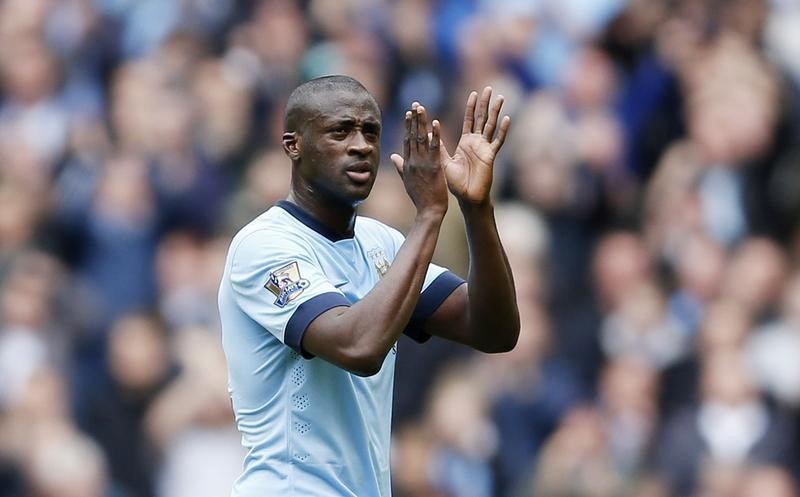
265 261 310 307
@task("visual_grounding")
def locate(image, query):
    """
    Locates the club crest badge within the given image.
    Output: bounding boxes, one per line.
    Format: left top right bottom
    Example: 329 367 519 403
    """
367 248 391 278
265 261 310 307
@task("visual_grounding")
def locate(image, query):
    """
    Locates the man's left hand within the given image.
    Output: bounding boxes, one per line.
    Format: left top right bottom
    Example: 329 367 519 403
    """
442 86 510 206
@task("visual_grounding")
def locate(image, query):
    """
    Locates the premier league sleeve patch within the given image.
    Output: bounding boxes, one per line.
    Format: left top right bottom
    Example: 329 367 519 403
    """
265 261 311 307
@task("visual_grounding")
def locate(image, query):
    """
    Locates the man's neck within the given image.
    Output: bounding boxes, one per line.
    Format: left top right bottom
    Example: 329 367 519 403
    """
286 190 357 239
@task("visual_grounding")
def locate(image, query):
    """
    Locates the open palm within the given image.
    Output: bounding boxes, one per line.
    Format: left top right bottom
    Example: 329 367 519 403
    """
442 87 511 205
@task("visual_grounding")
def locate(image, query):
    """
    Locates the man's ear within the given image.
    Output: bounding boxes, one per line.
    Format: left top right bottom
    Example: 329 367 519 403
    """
282 132 300 160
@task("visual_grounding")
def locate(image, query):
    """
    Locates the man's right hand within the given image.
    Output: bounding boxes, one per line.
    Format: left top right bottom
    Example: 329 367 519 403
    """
390 105 448 222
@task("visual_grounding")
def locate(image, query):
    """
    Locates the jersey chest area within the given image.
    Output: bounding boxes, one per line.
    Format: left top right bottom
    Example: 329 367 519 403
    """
309 235 392 303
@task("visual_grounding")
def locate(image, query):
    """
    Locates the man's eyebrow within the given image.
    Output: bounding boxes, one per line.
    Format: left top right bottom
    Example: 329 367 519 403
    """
322 116 381 128
362 120 381 131
318 115 354 125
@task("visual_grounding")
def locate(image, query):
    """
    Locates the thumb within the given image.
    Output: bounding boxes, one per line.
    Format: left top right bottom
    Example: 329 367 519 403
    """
438 135 454 162
390 154 405 176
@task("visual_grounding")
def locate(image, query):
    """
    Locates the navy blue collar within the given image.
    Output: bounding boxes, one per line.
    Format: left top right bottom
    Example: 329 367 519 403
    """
275 200 354 242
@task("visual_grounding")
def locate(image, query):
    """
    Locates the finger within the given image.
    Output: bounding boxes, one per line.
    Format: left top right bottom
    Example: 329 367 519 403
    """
404 111 412 159
410 108 419 155
491 115 511 153
430 119 440 157
390 153 405 176
438 133 452 162
411 102 421 153
473 86 492 134
483 94 504 140
416 106 429 151
462 91 478 135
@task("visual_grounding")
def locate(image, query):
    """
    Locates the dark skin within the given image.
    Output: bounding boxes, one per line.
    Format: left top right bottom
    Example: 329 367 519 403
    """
283 91 384 234
282 86 519 376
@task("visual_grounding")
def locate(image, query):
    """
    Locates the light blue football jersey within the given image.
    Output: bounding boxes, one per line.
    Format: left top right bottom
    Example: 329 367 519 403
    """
218 200 464 497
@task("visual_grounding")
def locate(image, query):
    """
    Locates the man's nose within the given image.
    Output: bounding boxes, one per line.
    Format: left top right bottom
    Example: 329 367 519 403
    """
347 132 374 155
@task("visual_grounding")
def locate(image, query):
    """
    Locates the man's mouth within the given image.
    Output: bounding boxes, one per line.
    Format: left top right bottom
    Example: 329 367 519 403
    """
345 163 373 184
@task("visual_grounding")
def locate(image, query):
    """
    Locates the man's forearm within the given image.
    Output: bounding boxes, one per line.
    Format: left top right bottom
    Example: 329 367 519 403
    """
461 201 520 352
348 213 443 351
304 213 443 375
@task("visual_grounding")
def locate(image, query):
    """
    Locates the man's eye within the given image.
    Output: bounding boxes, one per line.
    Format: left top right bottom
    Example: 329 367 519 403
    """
331 128 348 137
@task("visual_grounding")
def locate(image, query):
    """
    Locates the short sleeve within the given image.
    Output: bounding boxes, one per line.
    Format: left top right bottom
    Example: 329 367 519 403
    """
384 226 465 343
228 231 350 358
403 265 465 343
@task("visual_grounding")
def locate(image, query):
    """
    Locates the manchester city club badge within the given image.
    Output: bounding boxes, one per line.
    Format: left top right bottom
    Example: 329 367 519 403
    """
265 261 310 307
367 248 391 278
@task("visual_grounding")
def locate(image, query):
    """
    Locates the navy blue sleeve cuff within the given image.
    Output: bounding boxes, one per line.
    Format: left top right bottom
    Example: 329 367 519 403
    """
285 292 351 359
404 271 466 343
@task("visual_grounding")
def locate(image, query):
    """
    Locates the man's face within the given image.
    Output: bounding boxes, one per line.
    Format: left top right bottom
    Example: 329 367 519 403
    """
295 89 382 206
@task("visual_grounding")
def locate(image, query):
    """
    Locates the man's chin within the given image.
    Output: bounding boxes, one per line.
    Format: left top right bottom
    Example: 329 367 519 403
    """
319 183 374 208
348 187 373 206
345 177 377 202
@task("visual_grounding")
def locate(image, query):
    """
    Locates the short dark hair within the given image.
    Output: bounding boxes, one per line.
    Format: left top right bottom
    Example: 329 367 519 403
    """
284 75 378 132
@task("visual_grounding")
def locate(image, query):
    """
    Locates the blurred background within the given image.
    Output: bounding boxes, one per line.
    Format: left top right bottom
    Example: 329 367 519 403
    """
1 0 800 496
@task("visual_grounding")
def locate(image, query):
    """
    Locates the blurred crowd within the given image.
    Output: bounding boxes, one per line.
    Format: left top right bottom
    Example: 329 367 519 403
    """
1 0 800 496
